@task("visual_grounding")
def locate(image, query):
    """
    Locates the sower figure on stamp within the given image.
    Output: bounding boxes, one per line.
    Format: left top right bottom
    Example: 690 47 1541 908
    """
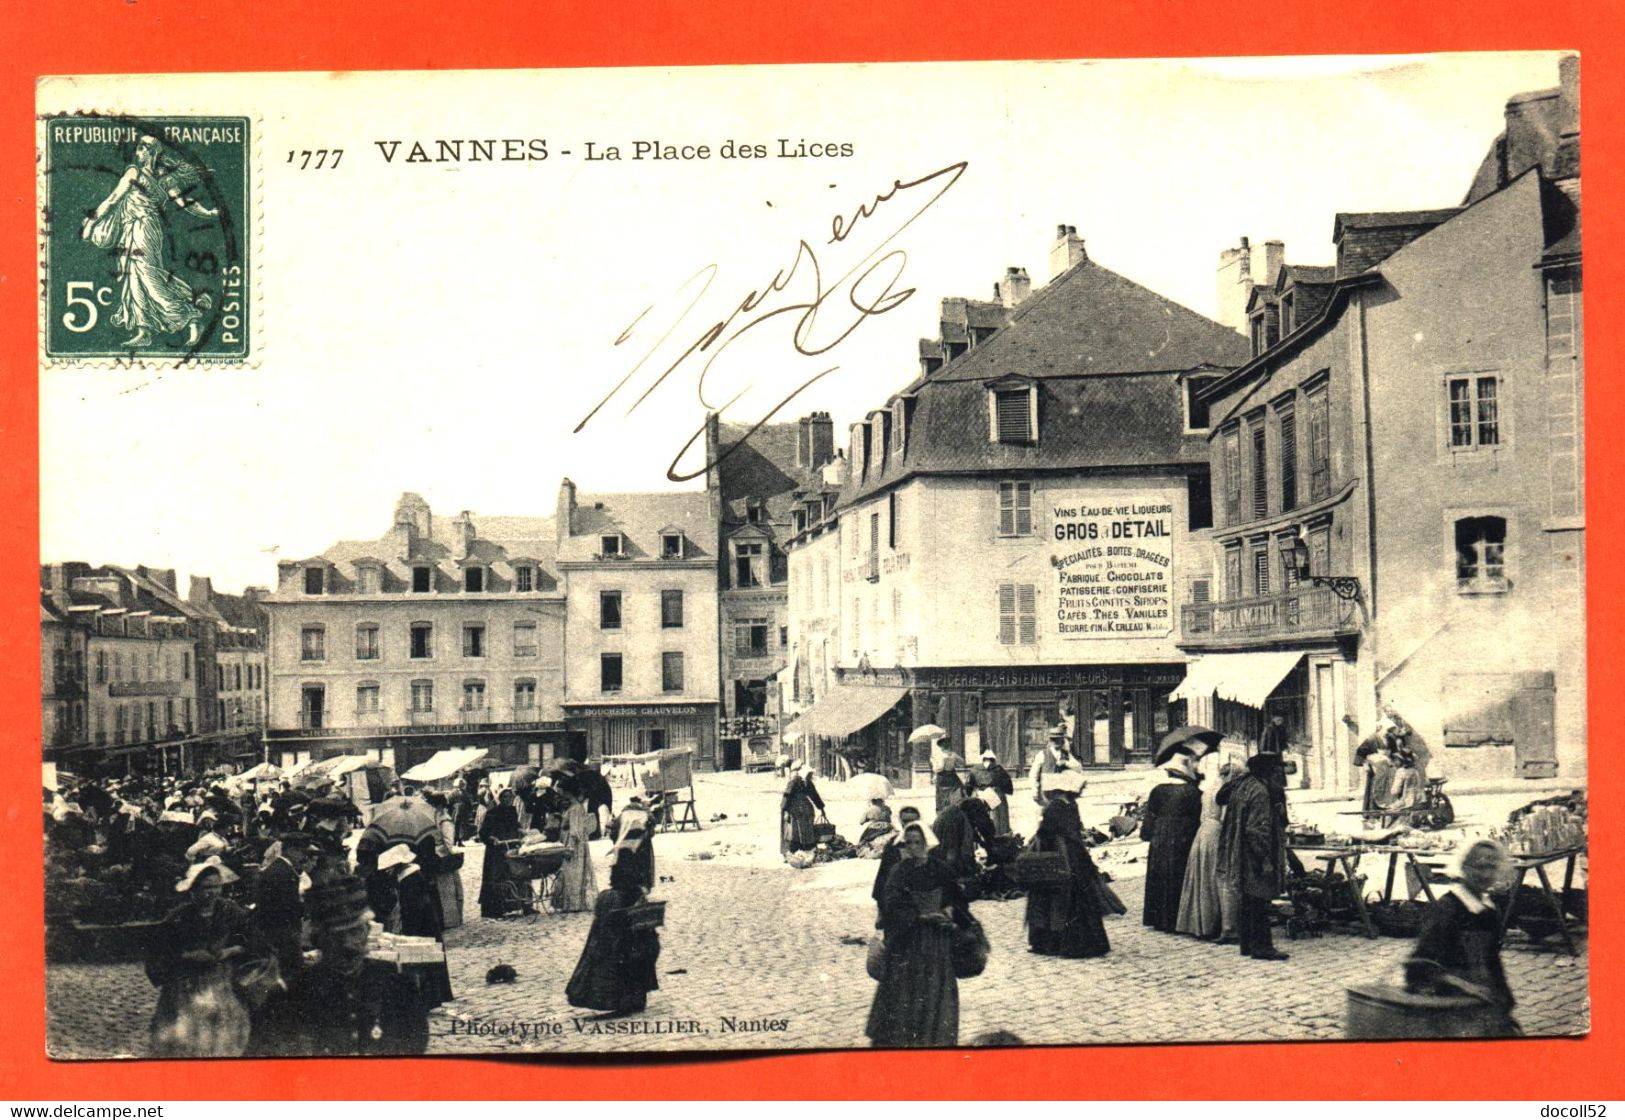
81 135 217 349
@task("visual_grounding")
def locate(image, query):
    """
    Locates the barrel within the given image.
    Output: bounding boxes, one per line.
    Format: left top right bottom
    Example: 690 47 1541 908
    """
1346 984 1509 1039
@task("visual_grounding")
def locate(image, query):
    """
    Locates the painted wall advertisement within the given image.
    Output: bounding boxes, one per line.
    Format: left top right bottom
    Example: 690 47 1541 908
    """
1049 490 1176 639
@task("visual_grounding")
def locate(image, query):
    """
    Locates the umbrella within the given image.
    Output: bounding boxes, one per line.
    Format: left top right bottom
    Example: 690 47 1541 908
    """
907 724 947 744
849 772 894 802
237 762 283 782
1154 725 1224 766
360 795 440 851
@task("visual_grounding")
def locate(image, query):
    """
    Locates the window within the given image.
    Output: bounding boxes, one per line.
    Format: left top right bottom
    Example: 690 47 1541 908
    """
735 542 764 588
888 491 900 549
1546 268 1582 361
600 534 622 558
463 623 486 657
94 650 107 683
1251 540 1271 597
1447 375 1501 449
462 680 486 710
992 388 1034 443
355 623 380 660
600 653 623 693
820 558 831 607
182 651 191 680
1280 292 1295 335
997 481 1033 537
661 533 684 560
1455 516 1508 593
852 598 863 657
1306 383 1330 501
409 622 433 659
515 565 533 592
1191 578 1211 604
512 621 537 657
1250 417 1268 519
514 679 536 710
412 566 432 593
998 583 1037 645
410 679 434 712
356 682 380 714
735 617 769 657
465 567 485 593
1222 424 1242 521
661 589 684 629
304 566 325 595
1250 313 1266 356
662 651 685 693
600 590 622 630
868 513 880 581
1276 533 1301 591
894 400 908 451
182 698 192 731
1184 375 1217 432
357 566 381 594
300 625 326 662
1188 472 1213 531
780 624 790 648
1278 404 1298 512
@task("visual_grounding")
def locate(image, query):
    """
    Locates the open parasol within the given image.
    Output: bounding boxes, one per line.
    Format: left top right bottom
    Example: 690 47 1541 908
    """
849 772 894 802
360 795 440 851
907 724 947 744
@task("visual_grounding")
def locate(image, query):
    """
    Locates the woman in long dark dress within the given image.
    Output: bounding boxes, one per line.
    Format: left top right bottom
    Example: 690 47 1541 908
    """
1024 784 1111 958
866 823 966 1047
1141 730 1214 932
1407 839 1520 1036
780 764 824 856
477 788 522 918
380 844 454 1008
565 823 660 1015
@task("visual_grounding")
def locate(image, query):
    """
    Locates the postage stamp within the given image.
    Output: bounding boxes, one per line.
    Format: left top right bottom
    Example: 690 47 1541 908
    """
39 114 252 364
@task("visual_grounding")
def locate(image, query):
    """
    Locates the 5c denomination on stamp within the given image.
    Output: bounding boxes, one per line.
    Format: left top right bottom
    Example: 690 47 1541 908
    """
40 114 252 365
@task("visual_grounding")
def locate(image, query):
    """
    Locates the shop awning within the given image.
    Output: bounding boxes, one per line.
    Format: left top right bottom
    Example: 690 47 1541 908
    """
401 747 488 784
794 684 910 740
1170 651 1305 709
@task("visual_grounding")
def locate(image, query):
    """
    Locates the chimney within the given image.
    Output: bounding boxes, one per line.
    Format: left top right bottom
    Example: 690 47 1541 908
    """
994 266 1031 308
42 564 68 592
1558 54 1579 135
822 448 848 488
393 492 431 545
1263 240 1286 288
452 510 476 557
187 575 214 607
797 415 813 469
1049 224 1087 279
1215 237 1254 333
808 411 834 469
242 586 268 603
556 478 577 541
137 565 179 593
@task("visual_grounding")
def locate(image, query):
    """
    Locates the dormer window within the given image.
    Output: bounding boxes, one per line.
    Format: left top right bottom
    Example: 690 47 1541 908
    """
661 532 685 559
1184 374 1219 433
412 565 432 593
735 541 765 589
987 379 1037 444
1280 291 1295 335
304 566 326 595
792 509 807 535
464 566 485 593
514 565 533 592
600 534 623 558
356 565 381 594
893 399 909 453
1250 312 1267 356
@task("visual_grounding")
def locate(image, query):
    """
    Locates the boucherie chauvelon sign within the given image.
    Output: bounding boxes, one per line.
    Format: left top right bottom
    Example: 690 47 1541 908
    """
1049 491 1176 640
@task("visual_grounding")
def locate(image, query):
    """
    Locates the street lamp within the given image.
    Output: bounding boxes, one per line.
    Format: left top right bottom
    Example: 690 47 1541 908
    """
1291 533 1362 602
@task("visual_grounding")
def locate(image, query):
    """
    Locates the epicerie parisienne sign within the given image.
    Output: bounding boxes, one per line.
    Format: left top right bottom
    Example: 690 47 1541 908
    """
1050 491 1175 639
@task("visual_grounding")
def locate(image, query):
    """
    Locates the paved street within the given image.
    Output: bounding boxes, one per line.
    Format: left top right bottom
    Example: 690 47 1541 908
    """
46 772 1589 1057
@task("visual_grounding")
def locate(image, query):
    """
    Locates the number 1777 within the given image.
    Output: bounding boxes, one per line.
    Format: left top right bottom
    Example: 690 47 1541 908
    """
287 150 343 170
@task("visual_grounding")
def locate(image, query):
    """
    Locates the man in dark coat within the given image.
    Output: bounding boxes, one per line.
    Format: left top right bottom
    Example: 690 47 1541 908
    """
1217 752 1290 961
578 764 614 839
931 796 995 885
1141 727 1219 932
255 832 314 974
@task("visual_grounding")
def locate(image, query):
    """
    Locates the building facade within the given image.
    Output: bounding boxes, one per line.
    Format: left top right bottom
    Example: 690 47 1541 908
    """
262 493 570 772
786 228 1248 782
556 481 722 767
1184 57 1583 786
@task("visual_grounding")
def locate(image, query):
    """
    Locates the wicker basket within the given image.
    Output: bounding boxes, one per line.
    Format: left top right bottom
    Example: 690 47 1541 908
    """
622 900 666 931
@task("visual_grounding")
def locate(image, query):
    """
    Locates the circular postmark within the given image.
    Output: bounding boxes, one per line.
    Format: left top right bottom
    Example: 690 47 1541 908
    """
41 112 250 365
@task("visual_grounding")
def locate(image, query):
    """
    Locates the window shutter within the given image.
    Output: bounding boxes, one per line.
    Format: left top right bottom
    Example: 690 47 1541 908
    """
998 484 1014 535
1191 578 1210 604
1015 483 1032 535
995 391 1030 442
1017 584 1037 644
998 583 1016 645
1251 423 1268 518
1279 409 1297 511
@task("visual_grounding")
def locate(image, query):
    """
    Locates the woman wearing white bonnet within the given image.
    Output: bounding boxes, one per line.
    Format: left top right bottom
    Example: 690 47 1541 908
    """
1405 837 1520 1035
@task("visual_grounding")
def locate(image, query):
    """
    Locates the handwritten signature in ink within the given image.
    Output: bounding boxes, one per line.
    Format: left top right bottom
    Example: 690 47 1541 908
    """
577 160 968 481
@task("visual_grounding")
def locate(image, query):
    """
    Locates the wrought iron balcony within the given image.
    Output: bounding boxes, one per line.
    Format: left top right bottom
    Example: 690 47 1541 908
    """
108 678 192 698
1180 583 1360 647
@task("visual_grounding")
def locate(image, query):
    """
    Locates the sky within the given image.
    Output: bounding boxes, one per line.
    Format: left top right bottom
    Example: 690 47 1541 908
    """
38 52 1568 591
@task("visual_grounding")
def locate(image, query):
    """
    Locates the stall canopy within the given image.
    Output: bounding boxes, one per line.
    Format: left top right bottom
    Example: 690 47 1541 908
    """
291 753 373 788
402 747 489 784
1170 651 1304 709
788 683 909 740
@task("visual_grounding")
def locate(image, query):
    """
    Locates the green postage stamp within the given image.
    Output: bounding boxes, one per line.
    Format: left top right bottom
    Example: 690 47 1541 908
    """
40 115 252 364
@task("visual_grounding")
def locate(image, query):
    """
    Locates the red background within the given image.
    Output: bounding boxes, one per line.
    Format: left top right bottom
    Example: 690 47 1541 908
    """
4 0 1618 1100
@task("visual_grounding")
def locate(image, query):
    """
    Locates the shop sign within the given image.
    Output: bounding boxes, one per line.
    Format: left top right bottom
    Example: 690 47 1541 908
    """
1049 490 1176 640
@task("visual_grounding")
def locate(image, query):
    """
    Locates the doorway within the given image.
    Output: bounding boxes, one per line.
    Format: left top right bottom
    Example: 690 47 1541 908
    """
301 685 325 730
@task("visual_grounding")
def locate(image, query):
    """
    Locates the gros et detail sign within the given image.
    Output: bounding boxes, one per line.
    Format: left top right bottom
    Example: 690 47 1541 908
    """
1048 490 1176 640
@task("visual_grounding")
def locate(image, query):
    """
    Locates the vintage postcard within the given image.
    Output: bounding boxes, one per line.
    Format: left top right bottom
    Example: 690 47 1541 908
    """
37 55 1587 1060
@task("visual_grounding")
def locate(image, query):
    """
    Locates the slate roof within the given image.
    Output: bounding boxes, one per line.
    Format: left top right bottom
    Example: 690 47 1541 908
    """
714 420 830 535
300 512 561 594
558 491 713 564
